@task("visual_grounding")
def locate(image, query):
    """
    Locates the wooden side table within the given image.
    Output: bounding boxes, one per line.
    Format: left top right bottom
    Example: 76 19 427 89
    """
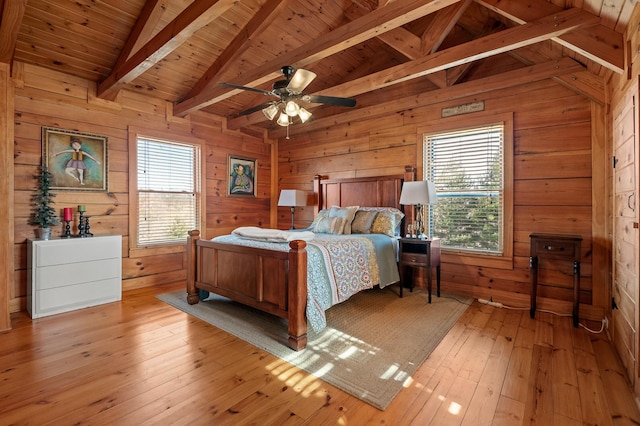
398 238 441 303
529 233 582 327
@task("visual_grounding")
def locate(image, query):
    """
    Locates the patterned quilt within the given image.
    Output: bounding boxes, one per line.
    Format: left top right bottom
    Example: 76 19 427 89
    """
211 233 397 332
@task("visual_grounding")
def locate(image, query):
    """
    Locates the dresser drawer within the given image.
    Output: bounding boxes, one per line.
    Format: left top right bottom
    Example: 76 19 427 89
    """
35 277 121 317
35 236 121 267
400 253 428 267
35 257 121 290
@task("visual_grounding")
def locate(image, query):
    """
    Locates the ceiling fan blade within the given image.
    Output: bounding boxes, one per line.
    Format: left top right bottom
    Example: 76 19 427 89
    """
287 69 316 93
234 101 278 117
302 94 356 107
219 82 274 97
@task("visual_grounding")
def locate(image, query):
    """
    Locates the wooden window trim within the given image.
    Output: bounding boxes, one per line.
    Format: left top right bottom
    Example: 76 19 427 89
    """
417 112 514 270
127 126 206 258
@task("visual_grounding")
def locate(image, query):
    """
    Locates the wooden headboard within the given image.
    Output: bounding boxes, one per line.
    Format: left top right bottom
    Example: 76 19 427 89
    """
312 167 417 229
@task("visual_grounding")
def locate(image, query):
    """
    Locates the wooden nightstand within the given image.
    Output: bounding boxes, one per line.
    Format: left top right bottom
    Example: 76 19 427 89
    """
529 233 582 327
398 238 441 303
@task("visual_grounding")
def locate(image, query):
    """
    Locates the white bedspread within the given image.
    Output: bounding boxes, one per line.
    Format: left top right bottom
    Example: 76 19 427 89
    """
232 226 315 242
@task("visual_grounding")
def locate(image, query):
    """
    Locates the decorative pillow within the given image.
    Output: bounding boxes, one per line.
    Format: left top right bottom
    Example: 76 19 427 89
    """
351 210 378 234
310 209 329 232
329 217 347 234
312 214 347 234
329 206 359 234
358 207 404 237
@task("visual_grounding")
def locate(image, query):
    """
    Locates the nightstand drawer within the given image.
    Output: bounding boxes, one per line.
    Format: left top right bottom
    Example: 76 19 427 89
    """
400 253 428 266
530 234 581 260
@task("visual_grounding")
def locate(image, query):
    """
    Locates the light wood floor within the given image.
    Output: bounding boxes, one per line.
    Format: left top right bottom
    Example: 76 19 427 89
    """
1 282 639 425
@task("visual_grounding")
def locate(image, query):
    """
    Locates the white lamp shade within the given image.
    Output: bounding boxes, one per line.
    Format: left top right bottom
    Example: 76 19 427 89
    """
278 189 307 207
262 103 279 120
284 100 300 117
399 180 437 205
277 111 290 127
298 107 312 123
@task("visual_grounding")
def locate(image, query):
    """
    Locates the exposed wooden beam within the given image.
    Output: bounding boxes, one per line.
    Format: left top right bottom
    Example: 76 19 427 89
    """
97 0 236 101
421 0 472 54
228 9 594 130
181 0 288 101
0 0 27 64
113 0 167 70
315 8 598 99
509 45 605 105
173 0 461 116
446 17 505 86
273 57 585 139
475 0 624 73
344 4 422 60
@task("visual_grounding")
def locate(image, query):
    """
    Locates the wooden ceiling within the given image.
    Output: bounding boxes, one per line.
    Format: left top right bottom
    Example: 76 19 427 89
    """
0 0 634 139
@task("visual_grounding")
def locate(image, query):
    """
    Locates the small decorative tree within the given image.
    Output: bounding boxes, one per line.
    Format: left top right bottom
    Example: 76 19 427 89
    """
30 164 60 239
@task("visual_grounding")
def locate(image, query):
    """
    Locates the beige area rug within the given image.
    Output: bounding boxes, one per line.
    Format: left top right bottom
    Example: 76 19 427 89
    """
157 287 471 410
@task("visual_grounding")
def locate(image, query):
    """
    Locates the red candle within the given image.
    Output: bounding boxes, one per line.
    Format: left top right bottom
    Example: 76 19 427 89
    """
63 207 72 221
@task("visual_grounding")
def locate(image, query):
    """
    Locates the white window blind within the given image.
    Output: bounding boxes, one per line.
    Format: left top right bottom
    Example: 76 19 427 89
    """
137 137 200 246
424 123 504 254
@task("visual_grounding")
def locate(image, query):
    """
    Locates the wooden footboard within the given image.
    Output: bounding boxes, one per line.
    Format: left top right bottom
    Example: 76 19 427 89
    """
186 230 308 351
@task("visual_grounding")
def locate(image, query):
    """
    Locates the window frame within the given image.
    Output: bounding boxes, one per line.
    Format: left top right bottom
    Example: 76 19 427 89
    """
417 112 513 270
128 126 206 258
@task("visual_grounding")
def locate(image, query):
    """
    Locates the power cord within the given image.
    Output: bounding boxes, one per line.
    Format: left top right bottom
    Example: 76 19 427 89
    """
477 298 607 334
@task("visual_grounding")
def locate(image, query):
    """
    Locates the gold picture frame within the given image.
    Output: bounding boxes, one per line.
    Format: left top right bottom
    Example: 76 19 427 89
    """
42 127 108 192
227 155 256 197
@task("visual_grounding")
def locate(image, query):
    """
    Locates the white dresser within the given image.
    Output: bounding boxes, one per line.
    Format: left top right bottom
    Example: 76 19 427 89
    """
27 235 122 318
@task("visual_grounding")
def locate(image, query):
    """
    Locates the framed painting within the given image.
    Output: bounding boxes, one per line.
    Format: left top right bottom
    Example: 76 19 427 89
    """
227 155 256 197
42 127 108 192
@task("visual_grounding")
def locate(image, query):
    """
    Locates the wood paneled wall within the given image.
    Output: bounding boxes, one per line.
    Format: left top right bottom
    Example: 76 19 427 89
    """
10 62 273 313
607 5 640 398
278 73 608 321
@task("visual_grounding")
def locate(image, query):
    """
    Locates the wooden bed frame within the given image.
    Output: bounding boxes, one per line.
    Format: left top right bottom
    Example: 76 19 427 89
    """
186 169 415 350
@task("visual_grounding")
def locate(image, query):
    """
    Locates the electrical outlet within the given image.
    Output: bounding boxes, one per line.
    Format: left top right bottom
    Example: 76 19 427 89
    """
603 317 609 329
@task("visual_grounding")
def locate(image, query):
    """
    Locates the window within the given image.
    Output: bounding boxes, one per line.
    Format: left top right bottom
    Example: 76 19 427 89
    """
134 135 201 247
423 123 506 255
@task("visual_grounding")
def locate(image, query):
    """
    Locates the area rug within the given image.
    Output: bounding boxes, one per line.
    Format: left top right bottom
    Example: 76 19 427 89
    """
157 287 471 410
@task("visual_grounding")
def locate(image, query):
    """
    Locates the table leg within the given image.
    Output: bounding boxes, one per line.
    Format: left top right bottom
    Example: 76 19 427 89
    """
573 261 580 328
427 265 432 304
530 256 538 319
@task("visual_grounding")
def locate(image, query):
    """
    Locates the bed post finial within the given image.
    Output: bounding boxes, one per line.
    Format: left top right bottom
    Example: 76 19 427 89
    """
314 174 326 216
404 165 416 182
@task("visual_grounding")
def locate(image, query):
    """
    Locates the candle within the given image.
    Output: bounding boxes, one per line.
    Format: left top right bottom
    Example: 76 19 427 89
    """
63 207 72 221
77 205 86 213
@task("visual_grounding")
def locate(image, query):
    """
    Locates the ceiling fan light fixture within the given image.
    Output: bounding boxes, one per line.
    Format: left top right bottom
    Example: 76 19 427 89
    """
285 100 300 117
277 111 290 127
262 103 279 120
298 107 312 123
287 69 317 92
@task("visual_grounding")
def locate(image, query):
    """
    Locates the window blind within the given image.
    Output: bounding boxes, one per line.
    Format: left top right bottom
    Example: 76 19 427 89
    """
424 124 504 253
137 137 199 246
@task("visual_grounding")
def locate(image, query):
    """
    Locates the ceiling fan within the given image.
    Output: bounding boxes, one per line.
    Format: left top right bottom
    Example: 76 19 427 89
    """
219 66 356 127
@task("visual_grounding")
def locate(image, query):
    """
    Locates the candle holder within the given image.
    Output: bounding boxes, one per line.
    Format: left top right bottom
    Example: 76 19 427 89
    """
84 216 93 237
62 220 72 238
78 211 85 237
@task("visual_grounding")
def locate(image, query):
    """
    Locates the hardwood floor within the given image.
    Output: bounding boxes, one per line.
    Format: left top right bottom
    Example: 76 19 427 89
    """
1 282 639 425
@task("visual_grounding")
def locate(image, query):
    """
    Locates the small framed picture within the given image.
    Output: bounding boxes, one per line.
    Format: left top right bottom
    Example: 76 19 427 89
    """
42 127 108 192
227 155 256 197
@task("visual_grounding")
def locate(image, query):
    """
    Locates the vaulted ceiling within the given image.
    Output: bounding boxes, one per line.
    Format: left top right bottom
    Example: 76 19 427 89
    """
0 0 634 139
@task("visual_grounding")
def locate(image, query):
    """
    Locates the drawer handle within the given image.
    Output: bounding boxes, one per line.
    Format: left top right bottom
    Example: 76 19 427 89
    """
544 245 564 251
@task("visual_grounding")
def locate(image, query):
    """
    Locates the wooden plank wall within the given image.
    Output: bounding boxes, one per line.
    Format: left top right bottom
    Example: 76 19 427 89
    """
607 6 640 398
10 62 273 313
279 70 607 320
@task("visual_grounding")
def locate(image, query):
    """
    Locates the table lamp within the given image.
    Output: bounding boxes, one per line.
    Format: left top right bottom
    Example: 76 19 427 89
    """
399 180 437 238
278 189 307 229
